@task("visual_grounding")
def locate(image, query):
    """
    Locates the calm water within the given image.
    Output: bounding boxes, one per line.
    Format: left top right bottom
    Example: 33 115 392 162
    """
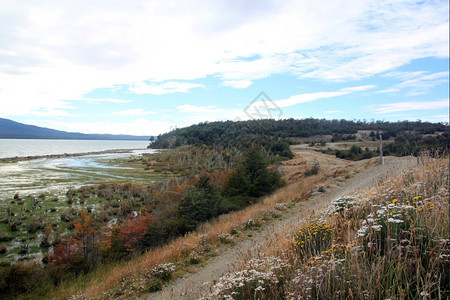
0 139 150 159
0 149 159 200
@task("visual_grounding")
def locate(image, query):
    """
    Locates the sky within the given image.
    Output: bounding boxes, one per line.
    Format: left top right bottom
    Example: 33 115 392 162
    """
0 0 448 136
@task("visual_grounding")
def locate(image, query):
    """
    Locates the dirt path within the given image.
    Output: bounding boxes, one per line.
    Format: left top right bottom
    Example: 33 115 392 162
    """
148 152 416 300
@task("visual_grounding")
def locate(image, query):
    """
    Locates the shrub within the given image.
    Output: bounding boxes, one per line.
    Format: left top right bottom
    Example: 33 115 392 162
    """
147 280 163 293
60 212 73 223
293 221 333 260
0 263 37 297
205 257 290 300
151 263 176 282
304 160 320 177
27 218 45 234
8 221 20 232
0 235 13 243
218 233 232 244
188 251 201 265
325 197 357 214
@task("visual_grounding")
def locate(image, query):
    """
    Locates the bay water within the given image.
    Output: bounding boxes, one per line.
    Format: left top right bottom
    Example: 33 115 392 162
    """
0 139 156 200
0 139 150 159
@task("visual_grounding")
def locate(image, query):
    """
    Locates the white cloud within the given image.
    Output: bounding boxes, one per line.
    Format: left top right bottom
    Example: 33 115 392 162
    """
384 71 427 81
246 85 374 110
273 91 349 108
376 88 400 94
18 109 79 118
176 104 244 124
341 85 376 92
325 110 341 114
377 71 449 95
73 98 131 103
177 105 222 114
222 80 253 89
129 82 203 95
368 99 449 114
0 0 448 116
238 85 375 121
112 109 156 116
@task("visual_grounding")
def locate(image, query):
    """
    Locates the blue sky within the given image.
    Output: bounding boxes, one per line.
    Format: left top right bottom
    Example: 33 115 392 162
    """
0 0 448 136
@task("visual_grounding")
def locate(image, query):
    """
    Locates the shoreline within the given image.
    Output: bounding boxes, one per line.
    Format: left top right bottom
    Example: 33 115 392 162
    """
0 148 150 163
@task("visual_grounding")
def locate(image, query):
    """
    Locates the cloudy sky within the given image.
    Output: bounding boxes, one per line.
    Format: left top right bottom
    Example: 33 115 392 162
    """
1 0 448 136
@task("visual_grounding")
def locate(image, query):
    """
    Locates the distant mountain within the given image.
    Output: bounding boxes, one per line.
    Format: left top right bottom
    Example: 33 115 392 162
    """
0 118 150 140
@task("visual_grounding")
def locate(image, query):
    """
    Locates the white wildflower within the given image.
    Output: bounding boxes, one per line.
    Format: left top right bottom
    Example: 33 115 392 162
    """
371 225 383 231
387 218 404 224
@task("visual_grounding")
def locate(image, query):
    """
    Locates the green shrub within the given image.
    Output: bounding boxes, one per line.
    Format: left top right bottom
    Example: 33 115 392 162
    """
147 280 163 293
304 160 320 177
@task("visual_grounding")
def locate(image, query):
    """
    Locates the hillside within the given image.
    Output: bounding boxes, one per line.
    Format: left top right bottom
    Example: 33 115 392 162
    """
46 149 448 299
149 152 418 299
1 139 447 299
0 118 150 140
149 119 448 157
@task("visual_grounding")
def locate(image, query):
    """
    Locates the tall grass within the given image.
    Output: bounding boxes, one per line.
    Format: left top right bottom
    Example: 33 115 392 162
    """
44 172 323 299
207 155 449 299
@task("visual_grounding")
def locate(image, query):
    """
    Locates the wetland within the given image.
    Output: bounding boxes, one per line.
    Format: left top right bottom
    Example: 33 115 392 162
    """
0 146 165 263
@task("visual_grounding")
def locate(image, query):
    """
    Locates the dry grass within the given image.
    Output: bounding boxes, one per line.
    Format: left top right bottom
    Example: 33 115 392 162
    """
205 154 449 299
48 158 328 299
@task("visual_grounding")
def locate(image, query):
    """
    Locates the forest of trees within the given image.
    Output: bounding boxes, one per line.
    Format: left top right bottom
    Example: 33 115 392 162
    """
150 118 448 158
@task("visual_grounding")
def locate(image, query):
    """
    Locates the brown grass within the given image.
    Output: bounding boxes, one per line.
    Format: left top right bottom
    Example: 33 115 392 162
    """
208 154 449 299
46 160 327 299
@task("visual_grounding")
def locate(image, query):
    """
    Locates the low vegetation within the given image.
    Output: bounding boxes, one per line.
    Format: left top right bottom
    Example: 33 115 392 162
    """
0 117 447 299
204 153 449 299
0 144 286 299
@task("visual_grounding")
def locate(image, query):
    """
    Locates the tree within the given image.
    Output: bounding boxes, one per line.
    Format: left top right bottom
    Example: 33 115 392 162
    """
178 175 221 231
118 214 151 252
73 209 97 268
225 145 284 198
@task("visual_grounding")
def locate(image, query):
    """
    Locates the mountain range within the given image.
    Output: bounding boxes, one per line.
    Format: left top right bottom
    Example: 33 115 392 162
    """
0 118 150 140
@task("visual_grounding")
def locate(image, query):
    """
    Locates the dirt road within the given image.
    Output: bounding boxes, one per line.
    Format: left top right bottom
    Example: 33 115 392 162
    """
148 151 416 300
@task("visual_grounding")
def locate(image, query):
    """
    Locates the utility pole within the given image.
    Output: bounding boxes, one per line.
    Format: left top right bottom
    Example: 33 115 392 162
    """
379 133 384 165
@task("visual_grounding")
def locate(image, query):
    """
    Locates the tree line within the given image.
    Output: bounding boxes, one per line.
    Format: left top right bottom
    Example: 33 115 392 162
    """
150 118 448 158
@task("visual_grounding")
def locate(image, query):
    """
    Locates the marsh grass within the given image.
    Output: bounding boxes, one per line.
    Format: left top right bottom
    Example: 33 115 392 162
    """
0 153 175 262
